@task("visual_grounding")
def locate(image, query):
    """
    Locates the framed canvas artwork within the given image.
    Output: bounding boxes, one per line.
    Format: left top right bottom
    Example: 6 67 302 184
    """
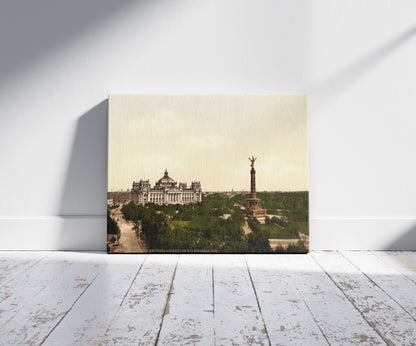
107 95 308 254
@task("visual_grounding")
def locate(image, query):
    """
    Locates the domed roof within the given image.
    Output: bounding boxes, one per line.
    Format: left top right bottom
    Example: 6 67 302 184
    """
157 169 176 185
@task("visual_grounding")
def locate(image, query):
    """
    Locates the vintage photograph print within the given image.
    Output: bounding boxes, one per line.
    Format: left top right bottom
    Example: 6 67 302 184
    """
107 95 308 254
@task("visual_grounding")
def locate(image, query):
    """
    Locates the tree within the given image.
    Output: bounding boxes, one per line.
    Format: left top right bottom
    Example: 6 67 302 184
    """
107 216 120 239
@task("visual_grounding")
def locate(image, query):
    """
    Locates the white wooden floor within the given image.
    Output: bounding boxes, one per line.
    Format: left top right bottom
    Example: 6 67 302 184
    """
0 252 415 345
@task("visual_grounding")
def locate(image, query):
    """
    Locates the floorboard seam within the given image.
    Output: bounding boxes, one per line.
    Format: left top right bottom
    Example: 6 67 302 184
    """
279 256 331 346
402 251 416 261
39 266 103 345
119 255 148 307
154 255 180 346
98 255 148 344
310 252 389 345
339 251 416 322
0 252 51 289
376 251 416 286
0 259 74 331
243 255 272 346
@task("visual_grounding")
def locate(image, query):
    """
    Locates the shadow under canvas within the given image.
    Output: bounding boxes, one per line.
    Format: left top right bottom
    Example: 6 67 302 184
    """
57 100 108 250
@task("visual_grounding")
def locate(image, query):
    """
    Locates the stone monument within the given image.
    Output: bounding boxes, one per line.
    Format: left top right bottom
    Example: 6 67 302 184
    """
244 156 267 218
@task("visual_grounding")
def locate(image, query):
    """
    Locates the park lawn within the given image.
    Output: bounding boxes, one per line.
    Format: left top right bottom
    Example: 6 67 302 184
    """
172 220 191 227
266 209 279 215
294 221 309 235
267 225 300 239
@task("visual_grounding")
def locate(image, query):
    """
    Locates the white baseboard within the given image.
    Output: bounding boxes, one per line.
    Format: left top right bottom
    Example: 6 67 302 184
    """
0 217 415 251
0 216 106 251
310 218 416 250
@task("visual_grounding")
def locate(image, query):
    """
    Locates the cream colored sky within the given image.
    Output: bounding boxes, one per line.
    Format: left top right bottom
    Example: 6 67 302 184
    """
108 95 308 192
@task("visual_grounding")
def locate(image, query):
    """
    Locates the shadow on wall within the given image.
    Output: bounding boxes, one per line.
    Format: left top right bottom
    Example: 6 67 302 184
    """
57 100 108 250
309 24 416 111
386 223 416 251
59 100 108 216
308 23 416 250
0 0 137 82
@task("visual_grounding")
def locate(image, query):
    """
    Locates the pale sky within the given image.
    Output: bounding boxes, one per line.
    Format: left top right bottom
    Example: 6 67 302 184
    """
108 95 308 192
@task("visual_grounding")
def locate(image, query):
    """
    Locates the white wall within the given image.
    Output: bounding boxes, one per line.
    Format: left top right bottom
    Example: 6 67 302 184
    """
1 0 415 250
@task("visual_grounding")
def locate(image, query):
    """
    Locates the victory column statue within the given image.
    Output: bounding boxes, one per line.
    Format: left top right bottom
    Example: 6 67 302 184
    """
244 156 267 218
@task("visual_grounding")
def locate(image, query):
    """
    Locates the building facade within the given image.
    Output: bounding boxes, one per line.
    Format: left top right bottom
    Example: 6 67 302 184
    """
131 169 202 205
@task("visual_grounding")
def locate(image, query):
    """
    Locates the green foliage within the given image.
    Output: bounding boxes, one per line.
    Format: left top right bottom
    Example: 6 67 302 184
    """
121 201 141 221
246 218 272 253
121 196 246 252
286 221 309 236
107 215 120 239
267 226 299 239
249 217 298 239
232 191 308 217
247 231 272 253
172 220 191 227
274 240 308 254
119 191 308 253
268 216 288 228
233 191 308 238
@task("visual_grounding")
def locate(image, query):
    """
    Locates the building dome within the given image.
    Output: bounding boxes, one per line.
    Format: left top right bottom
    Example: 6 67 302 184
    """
156 169 176 186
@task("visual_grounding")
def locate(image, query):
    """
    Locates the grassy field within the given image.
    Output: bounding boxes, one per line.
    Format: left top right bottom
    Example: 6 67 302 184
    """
267 226 300 239
172 220 191 227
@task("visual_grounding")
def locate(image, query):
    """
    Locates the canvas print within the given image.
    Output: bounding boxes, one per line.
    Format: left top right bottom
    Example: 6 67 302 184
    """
107 95 308 254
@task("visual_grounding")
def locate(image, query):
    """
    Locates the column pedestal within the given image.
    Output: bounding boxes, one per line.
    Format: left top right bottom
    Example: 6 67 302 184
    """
244 166 267 218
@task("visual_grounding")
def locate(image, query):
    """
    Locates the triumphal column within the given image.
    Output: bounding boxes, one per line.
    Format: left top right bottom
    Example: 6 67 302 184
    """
244 156 267 218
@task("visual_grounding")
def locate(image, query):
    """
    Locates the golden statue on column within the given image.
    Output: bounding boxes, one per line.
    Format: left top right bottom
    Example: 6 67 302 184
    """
249 155 257 167
244 156 267 218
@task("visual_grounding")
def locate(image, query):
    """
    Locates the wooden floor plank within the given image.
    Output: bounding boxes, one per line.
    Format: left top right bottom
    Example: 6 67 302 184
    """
403 251 416 263
245 255 327 345
157 255 214 345
342 251 416 320
213 254 269 345
0 251 50 287
0 252 109 345
0 251 73 328
279 254 384 345
42 254 146 345
373 251 416 282
312 251 416 345
100 254 179 345
0 251 413 345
